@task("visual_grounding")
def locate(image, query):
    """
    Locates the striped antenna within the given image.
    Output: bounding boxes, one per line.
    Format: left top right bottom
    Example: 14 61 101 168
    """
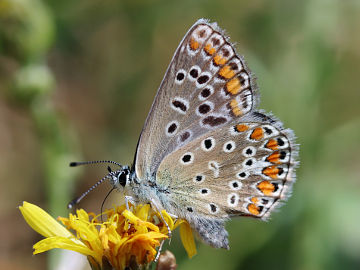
69 160 122 167
67 174 112 209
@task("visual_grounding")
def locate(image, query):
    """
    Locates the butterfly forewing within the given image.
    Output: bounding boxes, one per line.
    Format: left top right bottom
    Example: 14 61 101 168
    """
135 19 258 180
156 113 297 220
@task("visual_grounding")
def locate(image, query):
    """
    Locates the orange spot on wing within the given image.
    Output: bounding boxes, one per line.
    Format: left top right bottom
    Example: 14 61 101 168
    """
219 65 236 79
226 77 241 95
266 139 278 150
213 54 227 66
190 38 200 50
257 180 275 195
204 43 216 55
251 197 259 204
229 99 242 117
236 124 249 132
248 203 260 215
262 166 279 179
250 127 264 140
266 151 281 164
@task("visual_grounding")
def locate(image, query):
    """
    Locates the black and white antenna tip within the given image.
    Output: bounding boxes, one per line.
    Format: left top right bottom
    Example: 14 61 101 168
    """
67 198 79 209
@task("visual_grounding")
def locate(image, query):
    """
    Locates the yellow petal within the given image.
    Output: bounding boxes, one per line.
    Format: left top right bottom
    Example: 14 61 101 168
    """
33 236 101 263
179 222 197 258
131 231 168 241
173 218 184 229
122 209 141 223
135 204 150 221
123 210 159 232
160 210 174 230
103 225 121 245
72 219 99 242
76 209 90 222
19 202 74 239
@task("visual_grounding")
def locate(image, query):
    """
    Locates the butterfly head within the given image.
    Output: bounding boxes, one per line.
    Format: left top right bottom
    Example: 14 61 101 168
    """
107 165 131 191
68 160 133 209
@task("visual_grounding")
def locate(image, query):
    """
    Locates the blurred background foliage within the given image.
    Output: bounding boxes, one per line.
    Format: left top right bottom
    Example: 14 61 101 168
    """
1 0 359 269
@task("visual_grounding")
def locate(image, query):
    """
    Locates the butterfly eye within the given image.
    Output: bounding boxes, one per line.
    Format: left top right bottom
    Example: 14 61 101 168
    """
117 171 128 187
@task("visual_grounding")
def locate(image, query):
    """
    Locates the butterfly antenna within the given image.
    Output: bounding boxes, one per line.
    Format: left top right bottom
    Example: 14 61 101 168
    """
70 160 122 167
67 174 110 209
100 187 116 222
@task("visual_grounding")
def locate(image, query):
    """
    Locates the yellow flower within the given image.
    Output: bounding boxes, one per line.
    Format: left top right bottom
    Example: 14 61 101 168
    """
19 201 196 270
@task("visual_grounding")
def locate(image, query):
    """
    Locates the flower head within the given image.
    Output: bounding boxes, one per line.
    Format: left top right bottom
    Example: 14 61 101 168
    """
19 201 196 270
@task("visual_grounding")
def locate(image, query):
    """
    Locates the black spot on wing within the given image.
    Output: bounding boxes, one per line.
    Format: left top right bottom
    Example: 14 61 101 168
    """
202 116 227 127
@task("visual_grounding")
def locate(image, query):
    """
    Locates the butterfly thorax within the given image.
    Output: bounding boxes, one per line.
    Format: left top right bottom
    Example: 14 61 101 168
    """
108 164 173 212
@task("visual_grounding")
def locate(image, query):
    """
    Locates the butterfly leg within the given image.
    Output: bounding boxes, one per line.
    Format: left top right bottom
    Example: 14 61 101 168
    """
154 239 165 262
150 199 172 238
167 213 178 243
168 213 178 219
124 195 137 230
124 195 136 210
159 209 172 238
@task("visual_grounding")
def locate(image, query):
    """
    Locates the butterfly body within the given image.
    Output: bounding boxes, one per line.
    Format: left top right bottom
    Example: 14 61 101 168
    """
106 19 298 250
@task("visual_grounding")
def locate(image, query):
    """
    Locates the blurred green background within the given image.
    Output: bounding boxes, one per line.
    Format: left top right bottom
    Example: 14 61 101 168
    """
1 0 360 269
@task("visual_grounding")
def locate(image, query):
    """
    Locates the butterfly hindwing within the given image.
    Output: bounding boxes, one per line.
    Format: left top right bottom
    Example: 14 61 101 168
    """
135 19 258 180
156 112 298 222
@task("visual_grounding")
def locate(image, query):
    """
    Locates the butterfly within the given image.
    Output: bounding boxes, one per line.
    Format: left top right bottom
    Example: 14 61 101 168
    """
70 19 298 249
